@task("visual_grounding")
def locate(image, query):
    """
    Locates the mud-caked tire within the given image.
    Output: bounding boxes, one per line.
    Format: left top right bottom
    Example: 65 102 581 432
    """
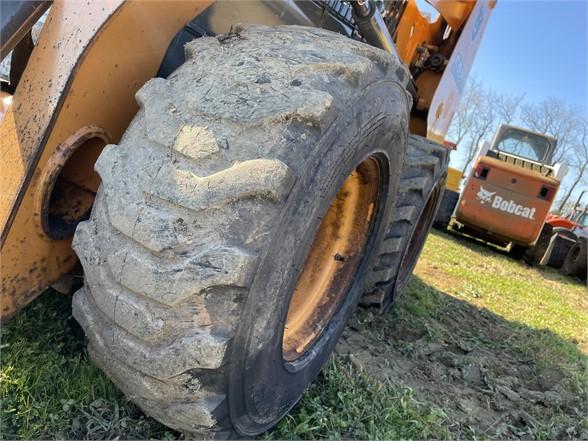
362 135 448 311
562 237 587 280
72 25 410 437
433 188 459 230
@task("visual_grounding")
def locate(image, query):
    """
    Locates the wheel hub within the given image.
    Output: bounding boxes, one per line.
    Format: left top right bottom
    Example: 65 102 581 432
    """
282 156 381 361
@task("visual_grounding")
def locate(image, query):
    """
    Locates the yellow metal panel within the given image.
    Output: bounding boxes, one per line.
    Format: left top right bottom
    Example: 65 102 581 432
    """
395 0 494 141
1 0 213 319
0 0 122 233
426 0 474 31
427 0 494 142
395 1 444 67
445 167 462 192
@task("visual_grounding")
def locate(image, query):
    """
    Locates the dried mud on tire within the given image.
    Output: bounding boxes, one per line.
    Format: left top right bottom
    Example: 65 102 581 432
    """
337 277 586 439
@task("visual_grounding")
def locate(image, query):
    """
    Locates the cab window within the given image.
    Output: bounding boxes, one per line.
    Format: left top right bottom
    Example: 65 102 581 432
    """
496 129 551 162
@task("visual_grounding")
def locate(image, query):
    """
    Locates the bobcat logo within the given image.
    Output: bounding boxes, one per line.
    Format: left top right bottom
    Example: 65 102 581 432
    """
477 186 495 205
475 185 537 219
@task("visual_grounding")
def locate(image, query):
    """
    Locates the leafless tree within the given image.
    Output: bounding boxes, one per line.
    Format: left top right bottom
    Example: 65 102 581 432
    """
450 76 484 148
554 117 588 212
493 91 525 124
449 79 523 175
519 98 586 212
520 97 579 164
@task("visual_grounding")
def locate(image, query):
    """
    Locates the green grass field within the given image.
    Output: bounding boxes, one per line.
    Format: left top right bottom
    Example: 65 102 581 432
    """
2 231 586 439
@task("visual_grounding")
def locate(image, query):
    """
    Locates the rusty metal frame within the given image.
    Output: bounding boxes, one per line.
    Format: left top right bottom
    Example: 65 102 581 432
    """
35 126 111 240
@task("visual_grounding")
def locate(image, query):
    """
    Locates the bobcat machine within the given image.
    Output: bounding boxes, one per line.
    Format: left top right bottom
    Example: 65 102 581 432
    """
0 0 493 437
434 124 568 263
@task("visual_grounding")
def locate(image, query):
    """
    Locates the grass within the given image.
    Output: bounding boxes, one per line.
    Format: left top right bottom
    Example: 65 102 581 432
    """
265 361 451 440
1 230 586 439
0 293 175 440
418 231 588 364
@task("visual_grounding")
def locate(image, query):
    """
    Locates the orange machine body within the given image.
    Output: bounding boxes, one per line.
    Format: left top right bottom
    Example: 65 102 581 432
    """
456 156 560 246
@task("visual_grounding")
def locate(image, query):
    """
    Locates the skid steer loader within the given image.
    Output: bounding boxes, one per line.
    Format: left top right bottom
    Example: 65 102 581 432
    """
0 0 493 436
434 124 568 264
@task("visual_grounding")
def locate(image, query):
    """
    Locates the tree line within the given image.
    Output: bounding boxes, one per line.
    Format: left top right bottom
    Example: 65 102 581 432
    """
448 76 587 213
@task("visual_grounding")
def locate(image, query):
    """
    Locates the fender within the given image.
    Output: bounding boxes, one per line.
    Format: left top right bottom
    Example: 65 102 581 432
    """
0 0 213 318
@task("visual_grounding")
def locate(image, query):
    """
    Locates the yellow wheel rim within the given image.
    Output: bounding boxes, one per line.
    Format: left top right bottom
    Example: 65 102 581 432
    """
282 156 381 361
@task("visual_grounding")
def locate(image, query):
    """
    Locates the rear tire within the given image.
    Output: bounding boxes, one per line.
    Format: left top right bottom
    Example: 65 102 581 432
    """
562 237 587 279
523 223 553 265
362 135 448 311
433 188 459 230
72 25 410 437
510 243 528 260
542 229 576 268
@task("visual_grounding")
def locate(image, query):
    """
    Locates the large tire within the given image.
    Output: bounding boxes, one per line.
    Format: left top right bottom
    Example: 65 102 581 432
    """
433 188 459 230
362 135 448 311
562 237 587 279
541 228 576 268
72 25 410 437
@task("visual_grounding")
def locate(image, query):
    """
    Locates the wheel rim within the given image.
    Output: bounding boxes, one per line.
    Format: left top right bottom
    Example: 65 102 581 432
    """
282 156 381 362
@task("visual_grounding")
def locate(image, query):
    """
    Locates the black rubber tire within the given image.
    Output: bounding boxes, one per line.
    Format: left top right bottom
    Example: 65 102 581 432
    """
72 25 410 437
542 228 576 268
510 243 529 260
362 135 448 311
523 223 553 265
562 237 587 279
433 188 459 230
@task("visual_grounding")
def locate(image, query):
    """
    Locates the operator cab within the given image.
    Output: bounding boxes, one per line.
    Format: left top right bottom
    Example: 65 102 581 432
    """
491 125 556 164
575 212 588 228
484 125 558 176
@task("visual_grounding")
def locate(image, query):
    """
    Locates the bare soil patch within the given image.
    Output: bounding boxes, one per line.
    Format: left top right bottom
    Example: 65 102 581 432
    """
336 253 587 439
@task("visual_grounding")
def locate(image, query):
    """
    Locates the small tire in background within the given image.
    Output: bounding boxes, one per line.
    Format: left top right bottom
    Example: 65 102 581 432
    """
362 135 449 312
433 188 459 230
541 229 576 268
562 237 587 280
523 223 553 265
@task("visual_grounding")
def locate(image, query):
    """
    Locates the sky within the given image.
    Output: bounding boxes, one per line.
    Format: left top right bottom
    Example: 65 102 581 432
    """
438 0 588 200
468 0 588 116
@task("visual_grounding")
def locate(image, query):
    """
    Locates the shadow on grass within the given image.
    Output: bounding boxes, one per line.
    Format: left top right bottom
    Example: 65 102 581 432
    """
438 228 512 257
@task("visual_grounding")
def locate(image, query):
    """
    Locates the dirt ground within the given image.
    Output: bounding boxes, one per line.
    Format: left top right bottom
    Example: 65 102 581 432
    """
335 237 587 440
3 231 586 440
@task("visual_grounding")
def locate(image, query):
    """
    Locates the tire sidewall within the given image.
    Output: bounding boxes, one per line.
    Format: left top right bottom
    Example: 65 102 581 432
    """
563 237 587 277
228 81 408 435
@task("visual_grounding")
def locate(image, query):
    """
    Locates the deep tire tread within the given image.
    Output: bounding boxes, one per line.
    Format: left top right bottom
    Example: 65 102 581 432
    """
72 24 408 436
362 135 448 310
